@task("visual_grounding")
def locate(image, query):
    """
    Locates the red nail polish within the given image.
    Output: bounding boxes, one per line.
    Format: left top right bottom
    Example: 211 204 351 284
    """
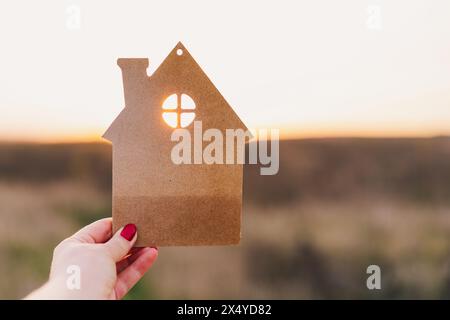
120 224 137 241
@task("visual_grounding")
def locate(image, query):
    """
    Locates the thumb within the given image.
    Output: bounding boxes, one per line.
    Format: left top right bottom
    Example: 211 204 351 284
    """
104 223 137 262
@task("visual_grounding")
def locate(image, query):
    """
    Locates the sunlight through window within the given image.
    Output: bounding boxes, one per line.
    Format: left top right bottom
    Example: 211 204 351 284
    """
162 93 196 128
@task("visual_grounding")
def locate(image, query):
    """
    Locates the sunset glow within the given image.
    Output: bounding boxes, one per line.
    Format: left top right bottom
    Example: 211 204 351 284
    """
1 0 450 143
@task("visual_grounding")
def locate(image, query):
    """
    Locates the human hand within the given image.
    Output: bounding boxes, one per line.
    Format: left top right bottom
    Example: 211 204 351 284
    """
25 218 158 300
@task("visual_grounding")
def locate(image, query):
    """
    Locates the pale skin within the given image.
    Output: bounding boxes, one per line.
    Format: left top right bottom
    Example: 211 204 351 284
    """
25 218 158 300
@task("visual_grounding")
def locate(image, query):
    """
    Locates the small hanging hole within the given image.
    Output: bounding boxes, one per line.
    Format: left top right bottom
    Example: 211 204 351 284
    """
176 49 183 56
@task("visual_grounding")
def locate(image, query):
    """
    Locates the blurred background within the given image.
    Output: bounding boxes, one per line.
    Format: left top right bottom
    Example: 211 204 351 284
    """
1 0 450 299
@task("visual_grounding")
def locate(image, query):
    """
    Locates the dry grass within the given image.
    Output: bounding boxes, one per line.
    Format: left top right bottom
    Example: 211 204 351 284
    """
0 138 449 299
0 181 448 299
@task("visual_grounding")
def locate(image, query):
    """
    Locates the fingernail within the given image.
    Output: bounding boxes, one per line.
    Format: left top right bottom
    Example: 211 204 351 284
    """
120 223 137 241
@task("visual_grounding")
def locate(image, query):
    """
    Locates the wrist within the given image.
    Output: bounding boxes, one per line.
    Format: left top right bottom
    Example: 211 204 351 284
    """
25 276 81 300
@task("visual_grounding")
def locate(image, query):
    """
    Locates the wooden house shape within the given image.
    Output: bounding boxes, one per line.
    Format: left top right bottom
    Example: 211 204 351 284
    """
103 42 248 246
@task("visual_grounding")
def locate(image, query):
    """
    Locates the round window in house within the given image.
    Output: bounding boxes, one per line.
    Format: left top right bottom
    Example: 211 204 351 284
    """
162 93 196 128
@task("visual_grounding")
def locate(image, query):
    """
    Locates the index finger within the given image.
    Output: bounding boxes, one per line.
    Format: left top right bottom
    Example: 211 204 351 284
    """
69 218 113 244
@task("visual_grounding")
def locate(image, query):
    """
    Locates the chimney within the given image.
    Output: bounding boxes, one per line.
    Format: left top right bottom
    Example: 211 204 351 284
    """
117 58 149 107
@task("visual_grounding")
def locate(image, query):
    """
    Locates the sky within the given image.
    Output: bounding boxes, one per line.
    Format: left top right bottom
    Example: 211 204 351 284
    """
1 0 450 142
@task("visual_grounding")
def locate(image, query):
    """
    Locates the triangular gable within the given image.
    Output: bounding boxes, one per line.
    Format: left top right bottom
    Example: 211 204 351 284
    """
103 42 249 142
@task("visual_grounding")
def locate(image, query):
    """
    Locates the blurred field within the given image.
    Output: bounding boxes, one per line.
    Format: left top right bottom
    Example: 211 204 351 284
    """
0 138 449 299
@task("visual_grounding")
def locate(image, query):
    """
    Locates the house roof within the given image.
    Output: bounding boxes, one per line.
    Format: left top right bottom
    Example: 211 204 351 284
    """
103 42 250 142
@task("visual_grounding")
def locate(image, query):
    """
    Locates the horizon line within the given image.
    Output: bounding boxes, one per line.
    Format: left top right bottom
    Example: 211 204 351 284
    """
1 132 449 144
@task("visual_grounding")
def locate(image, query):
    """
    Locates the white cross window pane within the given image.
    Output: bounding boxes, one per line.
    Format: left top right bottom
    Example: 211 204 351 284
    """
162 94 177 110
181 94 196 109
162 112 178 128
162 93 196 128
180 112 195 128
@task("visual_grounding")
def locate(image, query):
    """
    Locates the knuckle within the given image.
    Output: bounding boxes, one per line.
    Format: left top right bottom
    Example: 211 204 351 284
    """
53 239 70 256
117 238 131 252
107 238 130 257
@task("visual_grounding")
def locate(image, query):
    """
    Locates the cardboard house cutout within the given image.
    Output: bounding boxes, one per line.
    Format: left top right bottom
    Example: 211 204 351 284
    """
103 42 249 246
